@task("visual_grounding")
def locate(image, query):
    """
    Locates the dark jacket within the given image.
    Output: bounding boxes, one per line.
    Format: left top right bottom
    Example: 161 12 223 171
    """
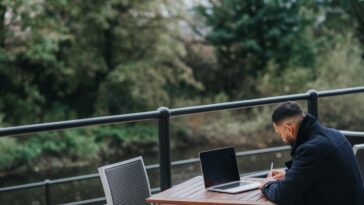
262 114 364 205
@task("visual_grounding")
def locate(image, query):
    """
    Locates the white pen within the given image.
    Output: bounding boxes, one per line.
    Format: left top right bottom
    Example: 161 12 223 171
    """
269 162 274 178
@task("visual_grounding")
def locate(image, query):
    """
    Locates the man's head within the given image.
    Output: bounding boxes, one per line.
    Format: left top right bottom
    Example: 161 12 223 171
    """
272 101 305 146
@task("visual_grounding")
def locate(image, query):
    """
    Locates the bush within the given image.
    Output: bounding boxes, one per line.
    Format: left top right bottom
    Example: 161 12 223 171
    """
309 34 364 130
0 124 158 173
0 137 23 171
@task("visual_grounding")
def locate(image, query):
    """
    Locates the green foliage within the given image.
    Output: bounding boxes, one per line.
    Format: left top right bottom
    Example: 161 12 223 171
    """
257 32 364 129
0 0 201 124
93 124 157 143
195 0 316 98
257 62 314 95
351 0 364 50
309 34 364 129
0 124 157 172
0 138 23 170
27 130 99 159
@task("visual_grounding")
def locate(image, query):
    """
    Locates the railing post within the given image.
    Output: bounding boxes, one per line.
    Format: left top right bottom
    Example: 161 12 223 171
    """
45 179 51 205
157 107 172 190
307 89 318 119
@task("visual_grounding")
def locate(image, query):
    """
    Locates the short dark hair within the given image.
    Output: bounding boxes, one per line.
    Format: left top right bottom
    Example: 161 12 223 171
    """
272 101 304 124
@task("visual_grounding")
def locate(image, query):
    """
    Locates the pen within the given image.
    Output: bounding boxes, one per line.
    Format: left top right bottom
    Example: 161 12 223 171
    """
269 162 274 177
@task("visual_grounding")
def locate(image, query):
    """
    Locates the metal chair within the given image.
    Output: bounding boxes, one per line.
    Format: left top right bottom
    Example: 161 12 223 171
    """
353 143 364 184
98 156 151 205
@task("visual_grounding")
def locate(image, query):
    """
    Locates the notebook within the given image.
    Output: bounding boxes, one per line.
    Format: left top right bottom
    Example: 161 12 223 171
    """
199 146 260 193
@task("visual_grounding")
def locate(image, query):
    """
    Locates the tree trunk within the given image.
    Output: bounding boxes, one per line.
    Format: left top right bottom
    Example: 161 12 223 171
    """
0 5 5 47
103 28 113 71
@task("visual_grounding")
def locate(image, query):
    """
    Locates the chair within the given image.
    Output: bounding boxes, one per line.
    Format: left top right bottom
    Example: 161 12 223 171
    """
353 143 364 184
98 156 151 205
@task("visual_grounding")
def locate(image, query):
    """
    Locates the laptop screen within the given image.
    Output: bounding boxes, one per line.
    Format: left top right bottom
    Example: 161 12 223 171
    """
199 147 240 188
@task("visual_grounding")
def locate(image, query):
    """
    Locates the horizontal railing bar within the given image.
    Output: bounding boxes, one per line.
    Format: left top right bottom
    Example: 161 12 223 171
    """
317 86 364 97
145 164 160 170
50 173 99 184
60 197 105 205
340 130 364 137
0 181 46 192
170 93 309 116
151 187 161 193
236 145 291 157
0 111 160 137
1 86 364 138
241 170 270 178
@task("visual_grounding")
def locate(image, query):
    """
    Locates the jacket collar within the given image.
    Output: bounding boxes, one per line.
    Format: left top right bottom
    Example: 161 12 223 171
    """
290 113 319 155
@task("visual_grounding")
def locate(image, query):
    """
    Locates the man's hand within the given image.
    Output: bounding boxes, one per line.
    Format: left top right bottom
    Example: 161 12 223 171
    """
259 176 276 189
271 169 286 180
259 169 286 189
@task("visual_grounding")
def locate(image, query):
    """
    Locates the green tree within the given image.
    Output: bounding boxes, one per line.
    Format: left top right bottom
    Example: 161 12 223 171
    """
0 0 201 124
0 0 74 124
0 0 204 174
195 0 316 99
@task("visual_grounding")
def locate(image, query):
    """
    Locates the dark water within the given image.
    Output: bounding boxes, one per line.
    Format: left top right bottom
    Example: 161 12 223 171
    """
0 144 290 205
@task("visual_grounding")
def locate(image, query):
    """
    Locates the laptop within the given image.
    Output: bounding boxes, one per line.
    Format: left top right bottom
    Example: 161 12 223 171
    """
199 146 260 193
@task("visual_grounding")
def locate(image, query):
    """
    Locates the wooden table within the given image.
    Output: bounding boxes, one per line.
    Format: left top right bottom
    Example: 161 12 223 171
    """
146 176 276 205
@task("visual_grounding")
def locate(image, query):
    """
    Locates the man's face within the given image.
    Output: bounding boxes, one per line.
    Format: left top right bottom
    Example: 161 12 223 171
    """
273 122 297 146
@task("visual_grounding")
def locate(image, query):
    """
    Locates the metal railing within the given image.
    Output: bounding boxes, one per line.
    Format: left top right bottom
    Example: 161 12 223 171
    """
0 86 364 204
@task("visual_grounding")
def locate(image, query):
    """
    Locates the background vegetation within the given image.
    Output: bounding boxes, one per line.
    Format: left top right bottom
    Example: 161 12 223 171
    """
0 0 364 182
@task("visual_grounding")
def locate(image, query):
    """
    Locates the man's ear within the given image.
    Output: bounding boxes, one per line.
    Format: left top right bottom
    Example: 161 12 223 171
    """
287 124 294 135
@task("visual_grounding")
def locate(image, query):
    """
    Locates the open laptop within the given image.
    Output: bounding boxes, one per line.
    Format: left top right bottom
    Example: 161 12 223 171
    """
199 146 260 193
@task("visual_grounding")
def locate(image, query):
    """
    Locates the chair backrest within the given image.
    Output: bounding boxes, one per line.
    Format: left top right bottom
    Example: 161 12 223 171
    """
353 143 364 183
98 156 151 205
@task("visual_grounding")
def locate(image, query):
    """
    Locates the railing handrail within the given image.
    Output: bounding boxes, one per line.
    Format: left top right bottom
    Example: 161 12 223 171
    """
340 130 364 137
1 86 364 137
0 111 161 137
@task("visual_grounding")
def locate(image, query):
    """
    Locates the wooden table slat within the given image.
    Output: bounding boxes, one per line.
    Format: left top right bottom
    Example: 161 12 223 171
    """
157 176 201 198
241 189 262 200
242 190 263 201
176 180 205 199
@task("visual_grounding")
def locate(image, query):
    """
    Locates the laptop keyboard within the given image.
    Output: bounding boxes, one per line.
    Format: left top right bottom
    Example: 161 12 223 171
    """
214 181 248 190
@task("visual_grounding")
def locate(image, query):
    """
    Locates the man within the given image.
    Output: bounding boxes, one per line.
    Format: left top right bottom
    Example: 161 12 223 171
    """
260 101 364 205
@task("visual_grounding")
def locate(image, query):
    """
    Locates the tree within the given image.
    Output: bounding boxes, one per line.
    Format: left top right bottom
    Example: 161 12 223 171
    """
195 0 316 99
0 0 202 124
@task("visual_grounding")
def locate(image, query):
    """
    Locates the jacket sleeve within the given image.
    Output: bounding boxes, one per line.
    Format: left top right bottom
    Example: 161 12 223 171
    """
262 146 318 204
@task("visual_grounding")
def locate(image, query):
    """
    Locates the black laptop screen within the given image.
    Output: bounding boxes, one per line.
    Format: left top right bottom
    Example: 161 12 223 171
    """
199 147 240 188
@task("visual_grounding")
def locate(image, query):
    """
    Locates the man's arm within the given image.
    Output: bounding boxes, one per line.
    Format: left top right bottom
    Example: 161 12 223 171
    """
261 146 318 204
